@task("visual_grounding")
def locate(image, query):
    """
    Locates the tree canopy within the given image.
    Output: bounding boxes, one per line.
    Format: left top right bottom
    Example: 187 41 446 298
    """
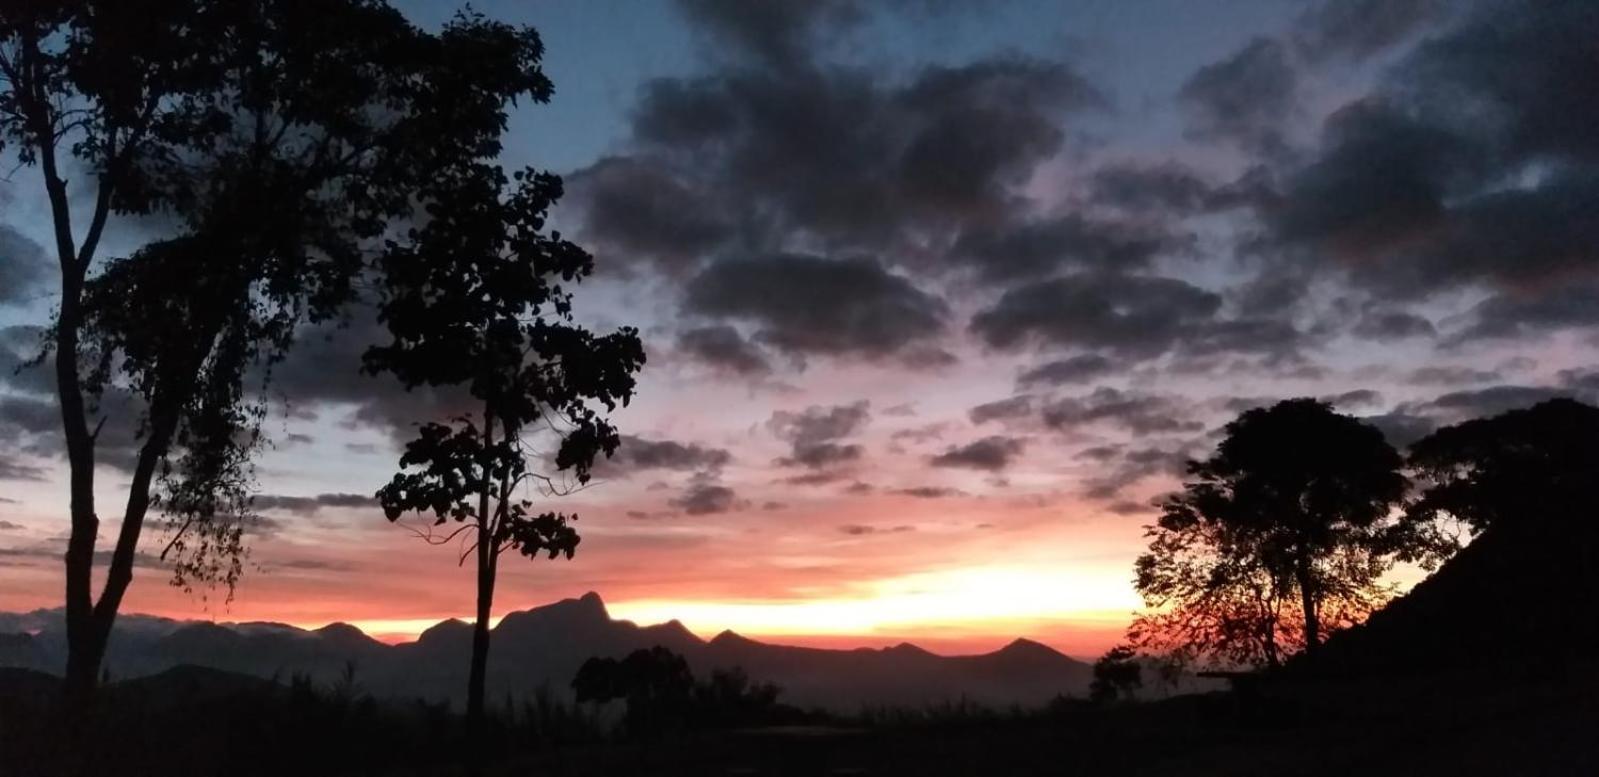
1131 398 1414 668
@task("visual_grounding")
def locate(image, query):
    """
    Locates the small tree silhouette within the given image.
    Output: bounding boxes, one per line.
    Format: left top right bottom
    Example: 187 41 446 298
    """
1089 645 1143 705
1130 399 1417 667
364 17 645 736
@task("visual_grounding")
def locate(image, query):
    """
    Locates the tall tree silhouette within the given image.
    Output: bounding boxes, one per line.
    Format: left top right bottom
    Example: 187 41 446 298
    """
0 1 570 698
1130 399 1413 667
365 112 645 731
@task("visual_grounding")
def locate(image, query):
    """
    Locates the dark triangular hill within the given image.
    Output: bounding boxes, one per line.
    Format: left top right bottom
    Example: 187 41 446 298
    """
1309 521 1599 676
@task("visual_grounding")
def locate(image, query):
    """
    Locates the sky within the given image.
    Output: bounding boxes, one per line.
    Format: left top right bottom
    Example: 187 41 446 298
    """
3 0 1598 658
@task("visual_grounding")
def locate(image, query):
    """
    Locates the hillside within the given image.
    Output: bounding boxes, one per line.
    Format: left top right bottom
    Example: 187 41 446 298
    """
0 593 1092 711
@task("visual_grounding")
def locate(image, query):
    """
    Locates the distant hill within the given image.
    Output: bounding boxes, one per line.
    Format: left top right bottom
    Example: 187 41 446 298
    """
0 592 1092 711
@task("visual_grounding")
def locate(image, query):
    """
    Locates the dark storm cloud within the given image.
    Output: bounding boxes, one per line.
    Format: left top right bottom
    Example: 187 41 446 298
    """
613 436 733 473
929 435 1025 471
253 493 380 516
685 255 946 360
1179 37 1298 154
949 214 1182 283
1352 308 1435 341
1292 0 1443 62
565 157 734 274
1089 162 1214 214
1042 388 1203 436
1259 0 1599 337
1451 281 1599 345
0 227 50 307
676 325 772 376
676 0 863 71
968 396 1033 425
768 400 871 473
1015 354 1114 388
669 482 740 515
969 273 1220 356
569 24 1106 276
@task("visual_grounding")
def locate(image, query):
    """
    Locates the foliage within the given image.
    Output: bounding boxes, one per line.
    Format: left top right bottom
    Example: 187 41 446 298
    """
572 647 790 734
1130 399 1416 668
1089 645 1143 705
361 11 645 733
1406 398 1599 539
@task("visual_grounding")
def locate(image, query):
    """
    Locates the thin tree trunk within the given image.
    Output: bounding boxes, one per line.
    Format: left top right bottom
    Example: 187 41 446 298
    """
466 407 496 731
1296 555 1320 655
467 533 496 730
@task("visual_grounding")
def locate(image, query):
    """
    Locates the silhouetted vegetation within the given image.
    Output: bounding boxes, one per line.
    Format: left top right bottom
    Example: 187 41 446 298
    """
1089 645 1143 705
572 647 798 735
1129 399 1426 669
361 8 645 737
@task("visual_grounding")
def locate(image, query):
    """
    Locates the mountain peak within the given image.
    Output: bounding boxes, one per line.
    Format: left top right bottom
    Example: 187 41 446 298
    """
995 637 1060 658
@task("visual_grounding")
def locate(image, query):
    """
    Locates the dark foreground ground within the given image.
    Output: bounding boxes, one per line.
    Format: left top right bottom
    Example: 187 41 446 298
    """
2 660 1595 777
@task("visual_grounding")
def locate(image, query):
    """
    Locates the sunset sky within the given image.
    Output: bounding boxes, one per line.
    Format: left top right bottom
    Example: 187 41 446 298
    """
3 0 1597 658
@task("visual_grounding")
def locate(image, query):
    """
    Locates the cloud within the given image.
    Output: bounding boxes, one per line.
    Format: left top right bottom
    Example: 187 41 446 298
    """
0 520 23 530
669 483 740 515
1042 388 1203 436
968 396 1033 425
0 454 46 482
1258 0 1599 331
1179 37 1299 154
929 435 1026 471
253 493 379 516
1015 354 1115 388
676 0 863 71
685 254 947 360
566 157 734 274
893 486 965 499
1082 445 1188 500
949 213 1182 283
838 523 916 535
1353 308 1435 341
676 325 773 376
1292 0 1442 62
0 227 50 308
1406 366 1502 385
1090 162 1214 214
970 273 1220 356
612 436 733 473
768 400 871 473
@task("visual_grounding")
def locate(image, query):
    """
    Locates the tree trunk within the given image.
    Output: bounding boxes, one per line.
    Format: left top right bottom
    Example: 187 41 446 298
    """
466 405 497 734
466 531 496 729
1296 555 1320 655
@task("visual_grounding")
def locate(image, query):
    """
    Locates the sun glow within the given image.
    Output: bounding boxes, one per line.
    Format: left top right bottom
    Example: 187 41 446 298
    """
607 564 1142 639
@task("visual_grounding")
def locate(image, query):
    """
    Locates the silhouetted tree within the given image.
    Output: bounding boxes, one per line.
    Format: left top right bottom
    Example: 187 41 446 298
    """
365 44 646 733
1406 398 1599 539
573 647 695 734
1088 645 1143 705
0 1 549 698
1130 399 1414 667
572 648 786 733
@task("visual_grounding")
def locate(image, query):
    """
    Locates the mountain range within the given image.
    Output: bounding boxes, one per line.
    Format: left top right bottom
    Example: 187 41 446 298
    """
0 593 1094 711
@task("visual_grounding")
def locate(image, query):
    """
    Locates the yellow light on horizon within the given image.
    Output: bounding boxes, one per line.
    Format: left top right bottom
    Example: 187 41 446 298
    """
607 564 1141 638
